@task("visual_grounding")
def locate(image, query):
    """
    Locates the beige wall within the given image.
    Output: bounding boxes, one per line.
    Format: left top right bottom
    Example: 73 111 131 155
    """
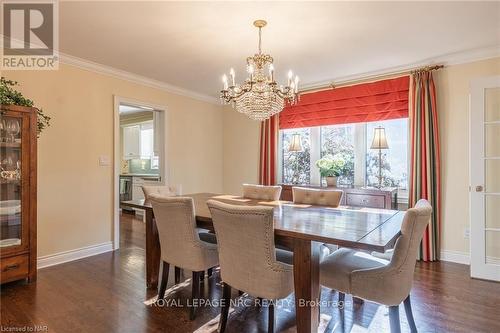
222 107 260 195
4 63 223 257
4 57 499 260
436 57 500 256
221 57 500 259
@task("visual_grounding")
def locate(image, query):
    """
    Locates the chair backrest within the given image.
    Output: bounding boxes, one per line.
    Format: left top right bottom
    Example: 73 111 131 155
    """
149 196 217 272
142 185 176 199
352 199 432 305
242 184 282 201
207 200 293 300
292 187 343 207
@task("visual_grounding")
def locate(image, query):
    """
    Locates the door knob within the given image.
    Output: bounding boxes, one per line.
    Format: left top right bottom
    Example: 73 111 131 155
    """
475 185 484 192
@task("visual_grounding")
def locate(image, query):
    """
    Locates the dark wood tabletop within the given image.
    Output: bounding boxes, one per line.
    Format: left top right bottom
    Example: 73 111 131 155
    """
122 192 403 252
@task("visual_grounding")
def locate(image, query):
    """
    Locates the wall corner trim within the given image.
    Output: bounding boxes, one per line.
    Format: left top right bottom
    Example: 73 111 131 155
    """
37 242 114 269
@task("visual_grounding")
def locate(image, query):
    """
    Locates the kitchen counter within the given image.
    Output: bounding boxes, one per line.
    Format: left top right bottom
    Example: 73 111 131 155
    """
120 173 160 178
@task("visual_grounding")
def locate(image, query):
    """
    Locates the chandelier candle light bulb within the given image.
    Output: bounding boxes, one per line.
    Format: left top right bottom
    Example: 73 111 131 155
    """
230 68 235 87
219 19 299 121
222 74 228 90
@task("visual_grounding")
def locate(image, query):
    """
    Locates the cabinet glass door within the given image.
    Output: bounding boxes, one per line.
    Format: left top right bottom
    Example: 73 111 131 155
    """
0 113 24 250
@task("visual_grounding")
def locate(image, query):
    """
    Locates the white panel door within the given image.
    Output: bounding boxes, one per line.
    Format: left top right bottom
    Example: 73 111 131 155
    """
470 76 500 281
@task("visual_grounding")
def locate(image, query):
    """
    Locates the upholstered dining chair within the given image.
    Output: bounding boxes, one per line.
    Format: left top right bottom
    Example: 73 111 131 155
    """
207 200 294 333
141 185 177 199
149 195 219 320
242 184 282 201
292 186 343 207
142 185 185 283
320 199 432 333
293 186 344 256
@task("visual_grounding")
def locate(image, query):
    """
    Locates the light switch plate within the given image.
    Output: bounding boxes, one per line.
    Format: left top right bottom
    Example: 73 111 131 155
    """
99 155 110 166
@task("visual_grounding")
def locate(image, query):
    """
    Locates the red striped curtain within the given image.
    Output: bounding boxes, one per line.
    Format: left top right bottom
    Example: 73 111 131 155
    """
280 76 410 129
409 71 441 261
259 115 278 185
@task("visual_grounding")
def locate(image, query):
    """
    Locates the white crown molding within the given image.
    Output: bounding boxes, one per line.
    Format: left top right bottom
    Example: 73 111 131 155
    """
301 45 500 91
59 52 219 105
37 241 113 269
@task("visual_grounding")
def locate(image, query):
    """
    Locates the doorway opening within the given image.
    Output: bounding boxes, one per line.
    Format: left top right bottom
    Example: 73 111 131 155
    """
113 97 167 250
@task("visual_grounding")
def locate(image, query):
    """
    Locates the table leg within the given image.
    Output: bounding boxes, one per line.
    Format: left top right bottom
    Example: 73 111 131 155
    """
145 209 161 289
293 239 320 333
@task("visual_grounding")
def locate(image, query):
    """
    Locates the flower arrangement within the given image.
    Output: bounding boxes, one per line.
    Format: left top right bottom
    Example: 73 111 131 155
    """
315 154 346 178
0 77 51 136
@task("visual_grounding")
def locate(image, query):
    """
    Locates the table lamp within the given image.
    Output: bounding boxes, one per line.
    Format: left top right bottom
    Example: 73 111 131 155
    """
370 126 389 189
289 133 303 184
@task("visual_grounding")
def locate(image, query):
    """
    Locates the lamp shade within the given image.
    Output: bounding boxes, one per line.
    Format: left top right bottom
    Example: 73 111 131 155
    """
370 127 389 149
288 133 303 152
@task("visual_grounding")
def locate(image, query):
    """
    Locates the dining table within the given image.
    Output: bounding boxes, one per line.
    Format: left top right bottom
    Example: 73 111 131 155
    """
121 192 405 333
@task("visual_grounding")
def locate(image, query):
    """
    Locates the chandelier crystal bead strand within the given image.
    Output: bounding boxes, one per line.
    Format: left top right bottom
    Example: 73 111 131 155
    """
220 20 299 121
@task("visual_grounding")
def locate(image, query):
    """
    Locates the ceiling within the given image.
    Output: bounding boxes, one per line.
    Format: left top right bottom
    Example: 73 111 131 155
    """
60 1 500 99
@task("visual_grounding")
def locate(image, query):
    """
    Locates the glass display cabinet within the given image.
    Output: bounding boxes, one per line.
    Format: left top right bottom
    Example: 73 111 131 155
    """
0 105 37 284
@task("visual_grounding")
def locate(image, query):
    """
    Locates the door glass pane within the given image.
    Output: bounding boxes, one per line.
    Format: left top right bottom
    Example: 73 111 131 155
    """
485 159 500 193
486 195 500 229
485 123 500 157
485 231 500 261
0 116 23 248
485 87 500 122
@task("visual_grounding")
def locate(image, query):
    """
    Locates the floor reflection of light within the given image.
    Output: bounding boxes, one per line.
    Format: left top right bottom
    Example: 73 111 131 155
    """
193 308 235 333
349 305 410 333
143 279 192 305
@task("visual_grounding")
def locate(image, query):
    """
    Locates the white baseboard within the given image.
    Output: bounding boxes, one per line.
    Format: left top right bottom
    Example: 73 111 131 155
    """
440 250 470 265
37 242 114 269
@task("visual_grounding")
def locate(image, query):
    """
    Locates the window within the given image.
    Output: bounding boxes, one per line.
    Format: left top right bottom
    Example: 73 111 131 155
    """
281 128 310 184
278 118 409 195
140 122 154 159
366 119 408 189
321 124 355 185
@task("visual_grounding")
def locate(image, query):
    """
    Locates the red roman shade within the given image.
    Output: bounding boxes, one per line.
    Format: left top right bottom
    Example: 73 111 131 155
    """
279 76 410 129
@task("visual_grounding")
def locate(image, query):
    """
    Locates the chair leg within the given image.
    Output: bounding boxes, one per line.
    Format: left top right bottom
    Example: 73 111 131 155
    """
389 305 401 333
268 301 275 333
338 292 345 305
158 261 169 300
403 295 418 333
208 267 213 277
190 271 201 320
218 282 232 333
174 267 181 284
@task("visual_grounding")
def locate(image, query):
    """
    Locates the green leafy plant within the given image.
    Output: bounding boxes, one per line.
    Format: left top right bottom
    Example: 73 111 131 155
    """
0 77 51 136
315 154 346 177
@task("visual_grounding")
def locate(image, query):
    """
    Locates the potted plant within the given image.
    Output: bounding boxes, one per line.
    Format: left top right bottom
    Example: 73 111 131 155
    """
1 77 50 136
315 154 345 187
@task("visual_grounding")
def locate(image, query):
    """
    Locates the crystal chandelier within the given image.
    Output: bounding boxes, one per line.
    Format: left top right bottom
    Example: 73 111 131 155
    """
220 20 299 121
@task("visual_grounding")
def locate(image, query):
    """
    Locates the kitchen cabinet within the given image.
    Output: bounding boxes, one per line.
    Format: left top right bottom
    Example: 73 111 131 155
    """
0 104 37 284
122 122 155 160
123 125 141 159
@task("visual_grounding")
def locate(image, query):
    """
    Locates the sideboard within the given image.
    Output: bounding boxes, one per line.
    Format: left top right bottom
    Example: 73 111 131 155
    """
279 184 398 210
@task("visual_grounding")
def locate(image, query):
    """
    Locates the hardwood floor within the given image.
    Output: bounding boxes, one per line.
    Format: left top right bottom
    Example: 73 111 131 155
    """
1 212 499 333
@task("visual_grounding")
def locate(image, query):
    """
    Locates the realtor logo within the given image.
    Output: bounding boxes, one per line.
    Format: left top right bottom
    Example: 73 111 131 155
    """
1 0 59 70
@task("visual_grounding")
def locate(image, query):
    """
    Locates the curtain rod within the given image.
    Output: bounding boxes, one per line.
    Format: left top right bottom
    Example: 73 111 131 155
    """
299 64 444 94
